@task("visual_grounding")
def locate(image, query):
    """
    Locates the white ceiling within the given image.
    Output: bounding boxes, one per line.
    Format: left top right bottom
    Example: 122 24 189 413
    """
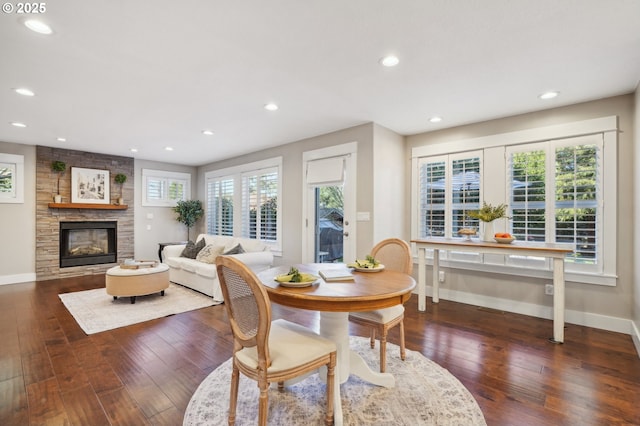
1 1 639 166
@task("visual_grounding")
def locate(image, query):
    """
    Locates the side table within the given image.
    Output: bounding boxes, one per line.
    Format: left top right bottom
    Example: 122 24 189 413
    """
158 241 188 262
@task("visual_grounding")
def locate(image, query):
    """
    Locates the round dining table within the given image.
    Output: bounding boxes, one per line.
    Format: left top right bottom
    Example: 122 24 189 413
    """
257 263 416 426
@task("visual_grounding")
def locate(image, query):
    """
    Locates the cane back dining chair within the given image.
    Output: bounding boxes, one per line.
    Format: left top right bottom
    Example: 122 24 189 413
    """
215 255 337 426
348 238 413 373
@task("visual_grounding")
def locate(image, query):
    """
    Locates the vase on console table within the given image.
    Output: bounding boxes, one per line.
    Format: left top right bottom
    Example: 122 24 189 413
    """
53 194 62 203
481 220 495 242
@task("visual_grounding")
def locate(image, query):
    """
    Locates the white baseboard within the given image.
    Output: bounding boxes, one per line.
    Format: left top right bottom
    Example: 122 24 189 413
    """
414 287 634 337
0 273 36 286
631 320 640 358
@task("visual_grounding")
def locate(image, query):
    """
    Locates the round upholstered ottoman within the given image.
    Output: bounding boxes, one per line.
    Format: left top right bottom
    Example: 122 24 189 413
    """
105 263 170 304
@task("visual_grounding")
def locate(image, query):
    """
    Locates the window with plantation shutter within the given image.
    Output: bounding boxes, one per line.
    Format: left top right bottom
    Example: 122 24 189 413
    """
412 117 616 285
418 152 481 239
142 169 190 207
554 140 600 269
506 135 602 273
241 169 278 241
451 156 481 236
204 157 282 253
206 177 234 236
418 157 446 238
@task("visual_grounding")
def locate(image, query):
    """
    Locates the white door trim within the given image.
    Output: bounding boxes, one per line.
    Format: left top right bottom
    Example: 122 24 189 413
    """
302 142 358 263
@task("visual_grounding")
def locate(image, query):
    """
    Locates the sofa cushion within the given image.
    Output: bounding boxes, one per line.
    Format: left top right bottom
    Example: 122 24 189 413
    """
181 238 206 259
179 258 200 273
240 238 268 252
164 257 182 268
196 263 217 278
195 244 225 264
223 243 246 255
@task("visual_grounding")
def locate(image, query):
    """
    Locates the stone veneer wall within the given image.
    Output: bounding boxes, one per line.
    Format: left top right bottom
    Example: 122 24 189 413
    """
36 146 134 281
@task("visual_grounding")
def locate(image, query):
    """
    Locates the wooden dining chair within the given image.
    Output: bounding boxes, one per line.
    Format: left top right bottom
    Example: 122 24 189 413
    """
348 238 413 373
215 255 337 426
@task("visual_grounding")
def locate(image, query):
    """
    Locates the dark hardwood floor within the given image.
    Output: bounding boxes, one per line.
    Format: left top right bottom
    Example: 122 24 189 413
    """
1 275 639 425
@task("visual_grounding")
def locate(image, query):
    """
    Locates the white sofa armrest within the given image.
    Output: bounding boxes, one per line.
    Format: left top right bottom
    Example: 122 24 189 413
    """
163 244 186 259
230 251 273 272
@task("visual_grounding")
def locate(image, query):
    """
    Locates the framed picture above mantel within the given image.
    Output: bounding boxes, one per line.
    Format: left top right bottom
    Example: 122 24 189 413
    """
71 167 110 204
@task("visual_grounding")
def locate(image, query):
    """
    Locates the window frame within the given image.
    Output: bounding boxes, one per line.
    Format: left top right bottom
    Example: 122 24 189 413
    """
411 116 617 286
205 157 283 255
141 169 191 207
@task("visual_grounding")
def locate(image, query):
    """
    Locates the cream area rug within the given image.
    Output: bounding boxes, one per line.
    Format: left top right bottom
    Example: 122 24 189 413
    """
184 336 487 426
59 283 219 334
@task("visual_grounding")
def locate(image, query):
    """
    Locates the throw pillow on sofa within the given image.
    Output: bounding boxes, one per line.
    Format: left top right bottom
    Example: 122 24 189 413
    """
196 244 225 264
181 238 206 259
223 243 245 255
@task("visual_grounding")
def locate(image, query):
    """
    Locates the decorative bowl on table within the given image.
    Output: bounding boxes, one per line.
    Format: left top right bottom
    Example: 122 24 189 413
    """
494 235 515 244
458 228 477 240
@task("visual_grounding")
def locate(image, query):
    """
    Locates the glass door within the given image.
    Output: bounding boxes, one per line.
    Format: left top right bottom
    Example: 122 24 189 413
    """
314 185 344 263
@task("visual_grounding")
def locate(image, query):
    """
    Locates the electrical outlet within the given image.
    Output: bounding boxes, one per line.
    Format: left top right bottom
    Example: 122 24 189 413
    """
438 271 445 282
545 284 554 295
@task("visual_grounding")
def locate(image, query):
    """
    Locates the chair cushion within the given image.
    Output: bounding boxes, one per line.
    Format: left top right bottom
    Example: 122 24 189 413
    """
349 305 404 323
235 319 336 374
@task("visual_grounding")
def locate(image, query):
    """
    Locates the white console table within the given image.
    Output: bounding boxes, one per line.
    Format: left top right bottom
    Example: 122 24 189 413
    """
411 238 573 343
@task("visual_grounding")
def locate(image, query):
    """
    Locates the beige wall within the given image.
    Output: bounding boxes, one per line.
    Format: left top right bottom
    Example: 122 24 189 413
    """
0 141 36 283
406 94 635 331
373 123 407 243
133 159 198 261
633 87 640 352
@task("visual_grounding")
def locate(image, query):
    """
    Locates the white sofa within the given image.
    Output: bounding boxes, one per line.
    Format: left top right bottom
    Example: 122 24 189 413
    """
162 234 274 301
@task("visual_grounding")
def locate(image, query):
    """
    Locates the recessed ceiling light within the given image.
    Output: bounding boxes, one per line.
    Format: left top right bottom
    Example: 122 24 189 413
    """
428 116 443 123
165 146 174 151
539 91 559 100
130 148 138 153
11 122 27 128
15 88 35 96
264 103 279 111
24 19 53 35
202 130 214 136
380 55 400 67
57 137 66 142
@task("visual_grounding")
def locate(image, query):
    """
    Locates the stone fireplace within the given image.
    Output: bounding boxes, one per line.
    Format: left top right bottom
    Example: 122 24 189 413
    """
36 146 134 280
59 221 117 267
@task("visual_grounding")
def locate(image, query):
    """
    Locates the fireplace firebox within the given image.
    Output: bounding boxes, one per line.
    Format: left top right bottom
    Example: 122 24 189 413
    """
59 221 117 267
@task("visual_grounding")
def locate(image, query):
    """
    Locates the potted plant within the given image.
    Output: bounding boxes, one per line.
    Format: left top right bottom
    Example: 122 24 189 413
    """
467 202 510 241
114 173 127 205
173 200 204 240
51 160 66 203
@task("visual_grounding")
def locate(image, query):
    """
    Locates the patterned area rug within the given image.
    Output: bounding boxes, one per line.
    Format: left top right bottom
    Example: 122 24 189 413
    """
59 283 218 334
184 336 486 425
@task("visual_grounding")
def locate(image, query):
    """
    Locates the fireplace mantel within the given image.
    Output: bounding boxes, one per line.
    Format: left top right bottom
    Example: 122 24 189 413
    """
48 203 128 210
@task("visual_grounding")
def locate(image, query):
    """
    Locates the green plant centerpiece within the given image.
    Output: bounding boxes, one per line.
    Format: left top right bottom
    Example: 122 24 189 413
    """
113 173 127 204
173 200 204 241
467 202 509 222
51 161 66 202
467 202 510 242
